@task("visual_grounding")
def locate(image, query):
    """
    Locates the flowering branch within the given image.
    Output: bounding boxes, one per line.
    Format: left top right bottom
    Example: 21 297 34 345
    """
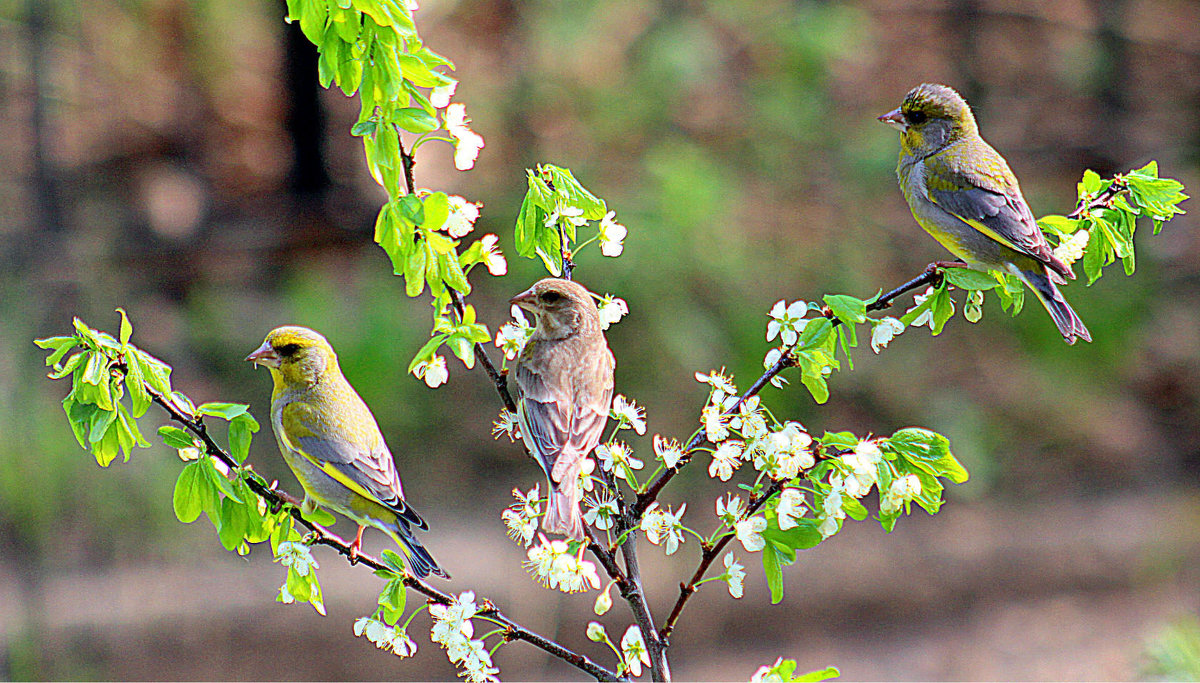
144 370 622 681
659 480 784 642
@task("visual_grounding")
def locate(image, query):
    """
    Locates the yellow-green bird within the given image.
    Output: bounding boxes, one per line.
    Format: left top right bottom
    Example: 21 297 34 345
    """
511 279 615 540
879 83 1091 344
246 326 447 579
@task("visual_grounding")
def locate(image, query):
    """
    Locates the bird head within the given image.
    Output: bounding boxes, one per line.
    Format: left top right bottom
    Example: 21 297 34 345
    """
246 326 338 388
878 83 977 158
509 278 600 340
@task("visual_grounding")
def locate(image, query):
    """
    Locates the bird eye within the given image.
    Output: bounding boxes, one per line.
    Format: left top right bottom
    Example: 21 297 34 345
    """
906 110 927 125
540 291 563 304
276 343 301 356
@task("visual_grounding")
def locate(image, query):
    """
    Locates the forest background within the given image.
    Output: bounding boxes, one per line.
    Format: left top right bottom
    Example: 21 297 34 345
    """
1 0 1198 679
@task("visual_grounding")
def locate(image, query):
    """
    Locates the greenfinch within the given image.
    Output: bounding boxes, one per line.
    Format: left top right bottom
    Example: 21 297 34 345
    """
246 326 447 579
511 279 615 540
879 83 1091 344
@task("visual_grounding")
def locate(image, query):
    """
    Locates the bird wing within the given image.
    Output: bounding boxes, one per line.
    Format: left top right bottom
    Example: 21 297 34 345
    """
513 342 614 485
924 145 1060 270
280 400 426 530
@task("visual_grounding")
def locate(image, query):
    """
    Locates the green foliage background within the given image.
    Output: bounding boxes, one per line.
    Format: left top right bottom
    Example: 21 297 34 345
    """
1 0 1198 679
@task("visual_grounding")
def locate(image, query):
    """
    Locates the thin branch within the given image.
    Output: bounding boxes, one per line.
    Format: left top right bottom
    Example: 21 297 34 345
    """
448 288 517 413
633 264 946 519
143 381 620 681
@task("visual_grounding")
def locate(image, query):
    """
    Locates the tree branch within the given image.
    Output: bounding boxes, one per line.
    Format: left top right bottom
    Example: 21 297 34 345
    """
633 264 946 519
142 379 620 681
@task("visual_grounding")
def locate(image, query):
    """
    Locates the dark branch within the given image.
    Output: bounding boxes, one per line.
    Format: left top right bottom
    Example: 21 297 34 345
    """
633 263 946 519
142 380 619 681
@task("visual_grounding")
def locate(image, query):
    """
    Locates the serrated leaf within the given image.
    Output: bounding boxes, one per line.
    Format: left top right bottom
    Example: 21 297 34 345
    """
797 317 833 350
887 427 968 483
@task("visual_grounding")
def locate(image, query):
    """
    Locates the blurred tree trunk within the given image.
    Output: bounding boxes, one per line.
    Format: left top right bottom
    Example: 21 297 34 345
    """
283 10 330 197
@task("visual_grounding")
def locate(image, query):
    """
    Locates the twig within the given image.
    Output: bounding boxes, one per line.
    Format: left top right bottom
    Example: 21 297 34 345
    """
448 289 517 413
633 264 945 519
142 381 620 681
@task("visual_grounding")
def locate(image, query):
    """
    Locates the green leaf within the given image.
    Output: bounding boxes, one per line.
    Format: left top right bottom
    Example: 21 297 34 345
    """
822 295 866 325
93 422 121 467
1037 215 1079 236
124 352 151 417
842 496 869 521
301 506 337 527
797 317 833 350
393 107 438 134
378 577 408 625
229 413 259 465
201 456 243 503
887 427 968 484
438 252 471 294
380 549 409 576
762 519 823 553
173 461 205 523
944 268 998 290
407 334 447 373
1081 223 1107 285
219 496 250 551
116 308 133 347
158 425 196 450
542 165 607 219
1080 169 1102 195
762 543 784 604
794 666 841 682
197 402 251 421
81 351 106 386
403 238 427 297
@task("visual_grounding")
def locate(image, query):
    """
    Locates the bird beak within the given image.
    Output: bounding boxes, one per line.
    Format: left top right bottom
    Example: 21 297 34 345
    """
509 287 537 312
877 108 906 131
245 341 281 369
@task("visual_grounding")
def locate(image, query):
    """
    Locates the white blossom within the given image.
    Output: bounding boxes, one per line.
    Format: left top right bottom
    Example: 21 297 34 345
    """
443 195 481 238
767 299 808 346
275 541 318 576
723 551 745 598
598 211 628 257
596 442 642 479
762 347 789 388
653 434 685 469
1052 229 1090 266
596 295 628 330
495 305 533 360
586 621 608 642
583 495 619 531
716 494 745 526
492 409 520 441
611 395 647 435
775 488 806 531
593 583 614 615
870 317 905 353
430 79 458 109
479 233 507 276
444 103 485 170
702 404 730 443
621 625 651 677
640 502 687 555
708 440 744 481
524 535 601 593
501 484 541 547
735 514 767 552
412 354 449 388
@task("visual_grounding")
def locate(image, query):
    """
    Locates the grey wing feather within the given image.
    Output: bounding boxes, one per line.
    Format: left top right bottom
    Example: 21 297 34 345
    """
295 433 427 530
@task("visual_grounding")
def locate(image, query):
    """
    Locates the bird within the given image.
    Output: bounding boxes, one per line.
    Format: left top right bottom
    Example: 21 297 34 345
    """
245 325 447 579
878 83 1091 344
510 278 615 540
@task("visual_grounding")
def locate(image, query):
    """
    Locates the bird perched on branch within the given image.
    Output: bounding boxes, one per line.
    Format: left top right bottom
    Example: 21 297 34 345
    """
879 83 1091 344
511 278 615 540
246 326 447 579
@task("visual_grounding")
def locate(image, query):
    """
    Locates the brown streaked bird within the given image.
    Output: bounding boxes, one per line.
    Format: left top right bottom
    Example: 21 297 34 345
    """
510 278 615 540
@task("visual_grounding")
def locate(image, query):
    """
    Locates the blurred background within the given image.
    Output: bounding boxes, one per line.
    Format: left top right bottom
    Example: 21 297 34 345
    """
1 0 1199 679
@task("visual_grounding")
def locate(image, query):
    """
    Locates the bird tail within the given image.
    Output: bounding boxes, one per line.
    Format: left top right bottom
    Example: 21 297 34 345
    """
1017 267 1092 345
542 471 584 541
388 520 449 580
